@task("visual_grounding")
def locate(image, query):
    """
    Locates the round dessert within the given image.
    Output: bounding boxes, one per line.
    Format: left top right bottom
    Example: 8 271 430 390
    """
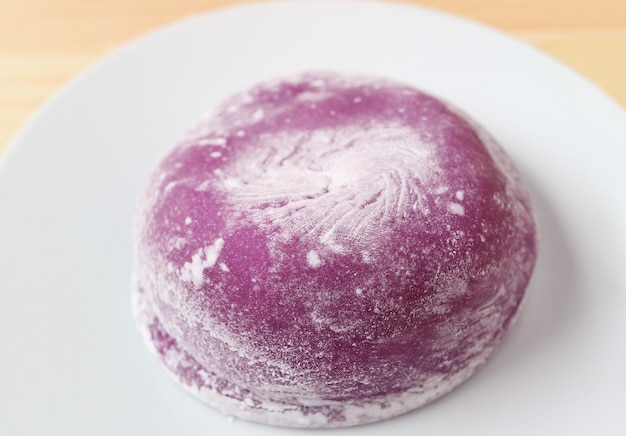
132 72 537 428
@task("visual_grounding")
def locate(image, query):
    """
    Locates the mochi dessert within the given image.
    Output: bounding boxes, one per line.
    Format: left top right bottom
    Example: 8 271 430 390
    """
132 72 537 428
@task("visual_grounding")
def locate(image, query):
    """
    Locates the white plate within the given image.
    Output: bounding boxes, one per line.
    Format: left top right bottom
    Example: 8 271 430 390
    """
1 1 625 435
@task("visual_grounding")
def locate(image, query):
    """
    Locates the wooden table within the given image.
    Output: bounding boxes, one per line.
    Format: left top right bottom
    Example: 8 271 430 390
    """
1 0 625 155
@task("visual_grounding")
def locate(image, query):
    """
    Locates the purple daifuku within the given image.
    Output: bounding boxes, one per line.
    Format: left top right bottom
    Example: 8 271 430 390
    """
132 72 537 428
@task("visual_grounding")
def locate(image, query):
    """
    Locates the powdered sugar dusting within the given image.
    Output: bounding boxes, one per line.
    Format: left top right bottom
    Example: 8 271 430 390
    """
198 137 227 147
180 238 224 286
306 250 322 268
217 124 441 254
448 202 465 215
133 278 502 428
252 108 265 121
204 238 224 267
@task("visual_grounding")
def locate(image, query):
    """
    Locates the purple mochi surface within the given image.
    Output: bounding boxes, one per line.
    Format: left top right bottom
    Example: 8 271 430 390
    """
132 72 537 428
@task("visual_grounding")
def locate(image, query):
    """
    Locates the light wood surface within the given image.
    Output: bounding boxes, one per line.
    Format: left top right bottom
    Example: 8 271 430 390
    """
1 0 625 155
